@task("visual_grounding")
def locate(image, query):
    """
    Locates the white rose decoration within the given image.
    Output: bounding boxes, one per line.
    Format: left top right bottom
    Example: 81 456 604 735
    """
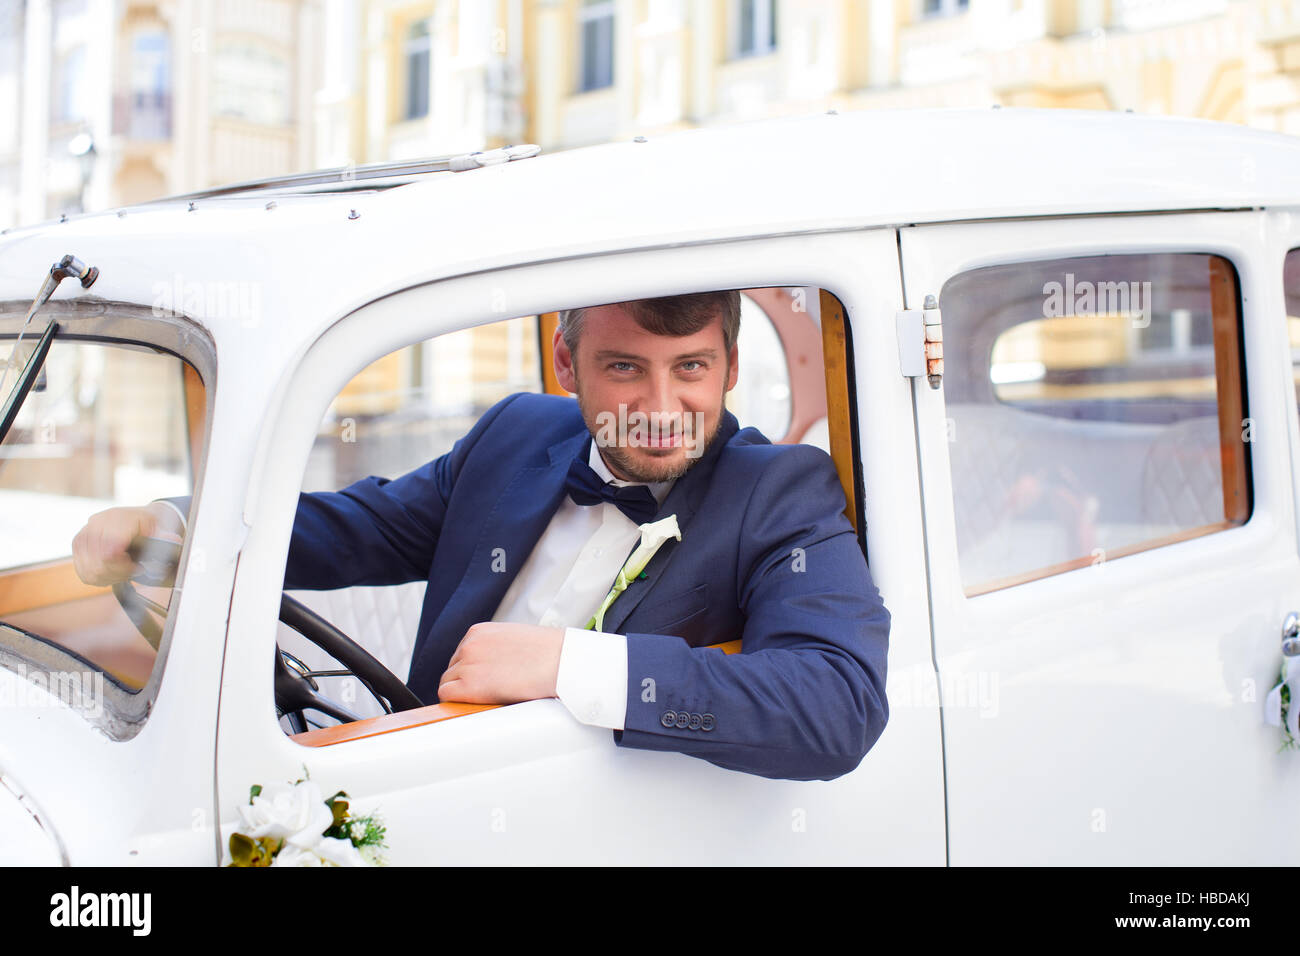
315 836 368 867
270 844 326 867
237 780 335 848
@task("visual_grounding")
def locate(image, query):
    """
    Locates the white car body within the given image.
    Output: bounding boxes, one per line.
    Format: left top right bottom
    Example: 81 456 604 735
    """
1 107 1298 865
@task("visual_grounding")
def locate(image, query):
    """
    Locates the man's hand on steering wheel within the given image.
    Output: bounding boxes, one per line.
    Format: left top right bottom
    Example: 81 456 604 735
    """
71 502 184 587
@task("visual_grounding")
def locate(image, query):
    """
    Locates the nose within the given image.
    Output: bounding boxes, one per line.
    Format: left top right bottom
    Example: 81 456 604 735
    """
639 368 683 421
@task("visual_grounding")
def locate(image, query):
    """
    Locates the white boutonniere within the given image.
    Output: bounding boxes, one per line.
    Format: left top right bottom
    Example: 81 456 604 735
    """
585 514 681 631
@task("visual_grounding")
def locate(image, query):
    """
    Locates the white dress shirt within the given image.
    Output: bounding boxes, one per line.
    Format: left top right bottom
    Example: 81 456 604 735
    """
491 442 674 730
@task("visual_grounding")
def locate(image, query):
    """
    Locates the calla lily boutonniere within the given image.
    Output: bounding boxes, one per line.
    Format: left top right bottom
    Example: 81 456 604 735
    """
585 514 681 631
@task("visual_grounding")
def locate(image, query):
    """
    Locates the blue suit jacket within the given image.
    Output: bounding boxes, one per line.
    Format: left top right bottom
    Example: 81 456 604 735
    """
278 392 890 781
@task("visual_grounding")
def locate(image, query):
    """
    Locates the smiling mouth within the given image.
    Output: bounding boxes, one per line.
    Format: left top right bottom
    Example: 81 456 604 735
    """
631 432 682 449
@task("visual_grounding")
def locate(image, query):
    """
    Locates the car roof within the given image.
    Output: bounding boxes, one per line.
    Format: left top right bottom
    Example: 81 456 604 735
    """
2 107 1297 343
16 106 1300 229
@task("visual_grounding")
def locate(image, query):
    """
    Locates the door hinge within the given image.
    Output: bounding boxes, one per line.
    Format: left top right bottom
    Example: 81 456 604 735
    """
896 294 943 389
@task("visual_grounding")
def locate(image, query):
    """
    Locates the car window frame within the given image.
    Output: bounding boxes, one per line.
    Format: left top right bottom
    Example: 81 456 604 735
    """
0 298 216 739
217 231 892 756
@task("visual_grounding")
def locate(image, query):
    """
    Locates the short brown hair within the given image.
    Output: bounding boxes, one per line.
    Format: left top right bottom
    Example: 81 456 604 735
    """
559 291 741 357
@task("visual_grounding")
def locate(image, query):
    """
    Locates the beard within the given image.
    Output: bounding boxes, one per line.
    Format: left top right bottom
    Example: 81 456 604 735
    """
577 390 726 484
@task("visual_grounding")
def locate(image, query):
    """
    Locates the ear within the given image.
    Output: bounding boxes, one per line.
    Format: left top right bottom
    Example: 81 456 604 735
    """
725 343 739 392
553 325 577 394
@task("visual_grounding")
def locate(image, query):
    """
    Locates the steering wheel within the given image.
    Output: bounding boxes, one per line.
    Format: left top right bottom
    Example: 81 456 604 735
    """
114 536 424 732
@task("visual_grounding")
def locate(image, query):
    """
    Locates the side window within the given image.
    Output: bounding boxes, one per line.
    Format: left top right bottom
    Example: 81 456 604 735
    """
280 287 856 735
303 316 542 491
940 253 1249 595
0 332 206 720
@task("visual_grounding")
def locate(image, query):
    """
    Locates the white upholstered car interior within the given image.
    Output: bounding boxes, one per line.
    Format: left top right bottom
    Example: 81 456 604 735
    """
947 402 1225 590
277 580 427 723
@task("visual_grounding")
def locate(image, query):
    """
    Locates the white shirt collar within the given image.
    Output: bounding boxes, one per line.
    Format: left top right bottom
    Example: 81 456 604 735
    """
589 441 675 505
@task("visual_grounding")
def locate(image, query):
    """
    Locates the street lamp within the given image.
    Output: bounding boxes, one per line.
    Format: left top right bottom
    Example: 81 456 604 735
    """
68 132 96 214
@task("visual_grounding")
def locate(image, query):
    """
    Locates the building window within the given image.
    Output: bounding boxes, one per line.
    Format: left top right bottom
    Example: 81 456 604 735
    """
735 0 777 58
579 0 614 92
118 30 171 139
213 42 292 125
921 0 970 18
404 19 431 120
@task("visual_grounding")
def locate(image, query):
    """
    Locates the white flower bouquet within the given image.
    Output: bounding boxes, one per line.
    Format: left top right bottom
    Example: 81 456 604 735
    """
228 775 387 867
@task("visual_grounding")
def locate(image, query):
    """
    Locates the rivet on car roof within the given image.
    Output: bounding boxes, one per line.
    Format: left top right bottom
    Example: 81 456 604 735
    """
633 136 647 143
188 201 197 212
348 208 360 220
116 210 126 218
266 201 277 210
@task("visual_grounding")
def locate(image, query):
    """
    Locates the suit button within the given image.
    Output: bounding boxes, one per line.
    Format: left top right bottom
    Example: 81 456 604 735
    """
688 713 702 731
660 710 677 728
674 712 689 729
700 713 715 732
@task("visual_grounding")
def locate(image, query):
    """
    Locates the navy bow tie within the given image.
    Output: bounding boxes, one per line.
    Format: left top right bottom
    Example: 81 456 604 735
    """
565 456 660 525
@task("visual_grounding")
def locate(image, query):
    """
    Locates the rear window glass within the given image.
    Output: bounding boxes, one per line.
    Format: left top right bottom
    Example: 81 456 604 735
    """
939 253 1249 594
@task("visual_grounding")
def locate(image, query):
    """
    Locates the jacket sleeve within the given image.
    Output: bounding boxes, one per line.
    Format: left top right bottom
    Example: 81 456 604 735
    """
614 446 890 781
274 393 522 590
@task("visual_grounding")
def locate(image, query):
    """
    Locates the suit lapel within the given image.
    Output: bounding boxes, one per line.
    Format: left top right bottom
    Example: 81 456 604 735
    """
444 429 589 628
600 413 739 634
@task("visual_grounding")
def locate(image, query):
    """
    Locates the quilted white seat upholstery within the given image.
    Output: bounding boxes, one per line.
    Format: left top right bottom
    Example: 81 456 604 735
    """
948 403 1226 590
1140 415 1225 530
276 580 428 723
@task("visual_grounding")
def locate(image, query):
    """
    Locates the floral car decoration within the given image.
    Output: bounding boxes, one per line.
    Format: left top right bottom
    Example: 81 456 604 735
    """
228 774 387 867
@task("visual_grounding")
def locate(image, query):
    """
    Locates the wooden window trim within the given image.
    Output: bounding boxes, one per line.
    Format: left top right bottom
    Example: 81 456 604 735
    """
292 639 742 748
820 290 864 539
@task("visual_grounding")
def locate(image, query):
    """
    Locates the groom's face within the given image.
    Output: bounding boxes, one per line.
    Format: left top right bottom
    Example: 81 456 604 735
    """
554 303 739 483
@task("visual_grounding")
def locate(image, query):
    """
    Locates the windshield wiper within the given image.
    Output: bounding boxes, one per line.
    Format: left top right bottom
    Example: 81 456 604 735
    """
0 254 98 446
0 320 57 446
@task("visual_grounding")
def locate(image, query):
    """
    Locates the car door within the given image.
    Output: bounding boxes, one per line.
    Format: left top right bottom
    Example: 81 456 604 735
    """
215 228 947 865
901 211 1300 864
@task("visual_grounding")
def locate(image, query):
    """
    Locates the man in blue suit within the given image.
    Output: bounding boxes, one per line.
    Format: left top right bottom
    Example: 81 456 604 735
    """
73 292 889 781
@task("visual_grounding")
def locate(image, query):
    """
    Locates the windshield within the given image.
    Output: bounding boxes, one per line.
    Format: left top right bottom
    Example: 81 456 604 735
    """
0 332 203 724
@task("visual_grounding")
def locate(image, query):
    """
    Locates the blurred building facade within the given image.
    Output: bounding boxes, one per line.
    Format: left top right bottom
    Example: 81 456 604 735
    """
314 0 1300 170
5 0 1300 227
0 0 322 228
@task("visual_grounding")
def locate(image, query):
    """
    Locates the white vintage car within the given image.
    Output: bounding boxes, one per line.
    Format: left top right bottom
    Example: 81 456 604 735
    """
2 107 1299 866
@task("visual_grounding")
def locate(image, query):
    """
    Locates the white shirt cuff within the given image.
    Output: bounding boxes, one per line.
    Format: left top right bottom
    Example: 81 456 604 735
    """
556 627 628 730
